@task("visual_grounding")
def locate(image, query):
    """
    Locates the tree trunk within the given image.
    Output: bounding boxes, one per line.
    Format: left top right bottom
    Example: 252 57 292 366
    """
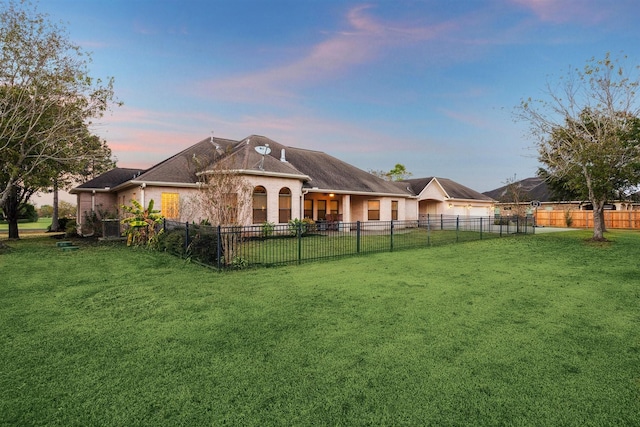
591 200 607 241
50 179 60 232
3 186 21 240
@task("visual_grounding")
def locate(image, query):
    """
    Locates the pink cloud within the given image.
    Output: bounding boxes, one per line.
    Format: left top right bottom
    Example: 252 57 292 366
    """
510 0 611 24
92 102 424 169
198 4 460 104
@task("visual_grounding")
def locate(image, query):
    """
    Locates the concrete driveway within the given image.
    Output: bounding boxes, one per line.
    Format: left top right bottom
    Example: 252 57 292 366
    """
533 226 575 233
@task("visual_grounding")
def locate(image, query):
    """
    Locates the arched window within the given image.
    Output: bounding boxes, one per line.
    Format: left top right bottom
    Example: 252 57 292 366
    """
253 186 267 223
279 187 291 223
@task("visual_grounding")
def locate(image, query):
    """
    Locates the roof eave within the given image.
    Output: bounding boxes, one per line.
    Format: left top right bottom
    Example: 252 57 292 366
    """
447 197 496 204
306 188 415 198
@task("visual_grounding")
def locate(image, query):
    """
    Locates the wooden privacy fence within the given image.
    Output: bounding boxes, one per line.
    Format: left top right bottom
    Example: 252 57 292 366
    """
534 210 640 229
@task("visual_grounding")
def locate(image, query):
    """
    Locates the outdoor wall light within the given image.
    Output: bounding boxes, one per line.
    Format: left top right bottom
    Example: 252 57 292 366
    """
329 193 335 197
448 203 453 208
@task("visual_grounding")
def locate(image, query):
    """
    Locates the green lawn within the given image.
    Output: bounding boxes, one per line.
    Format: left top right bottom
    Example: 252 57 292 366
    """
1 231 639 426
0 217 52 231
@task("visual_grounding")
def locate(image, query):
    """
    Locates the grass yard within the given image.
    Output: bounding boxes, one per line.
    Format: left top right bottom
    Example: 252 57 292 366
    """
1 231 639 426
0 217 53 232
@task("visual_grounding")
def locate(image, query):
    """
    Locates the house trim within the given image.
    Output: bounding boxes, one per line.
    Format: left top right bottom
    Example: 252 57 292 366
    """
306 188 414 198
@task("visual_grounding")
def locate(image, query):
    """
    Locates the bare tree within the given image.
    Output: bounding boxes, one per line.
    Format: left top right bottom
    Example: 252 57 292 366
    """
193 152 252 265
517 53 640 241
500 174 529 218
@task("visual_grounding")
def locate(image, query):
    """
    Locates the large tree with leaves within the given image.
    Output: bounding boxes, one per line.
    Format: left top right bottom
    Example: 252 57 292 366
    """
0 1 118 238
369 163 413 181
517 53 640 241
47 132 116 232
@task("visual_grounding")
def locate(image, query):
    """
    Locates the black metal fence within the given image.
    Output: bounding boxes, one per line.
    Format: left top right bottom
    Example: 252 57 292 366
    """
156 215 534 270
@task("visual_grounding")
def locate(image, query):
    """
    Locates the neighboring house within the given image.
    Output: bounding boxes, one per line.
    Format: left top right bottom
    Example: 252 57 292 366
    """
400 177 495 218
71 135 496 228
483 176 640 214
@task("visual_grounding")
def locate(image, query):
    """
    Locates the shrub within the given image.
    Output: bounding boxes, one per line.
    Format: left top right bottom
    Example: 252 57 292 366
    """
261 221 275 238
64 219 78 237
288 218 310 236
564 210 573 227
302 217 316 233
493 216 510 225
155 229 186 256
187 231 220 264
19 203 38 222
155 226 222 265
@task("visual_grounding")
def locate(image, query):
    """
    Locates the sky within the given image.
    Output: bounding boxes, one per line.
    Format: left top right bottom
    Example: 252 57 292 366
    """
29 0 640 204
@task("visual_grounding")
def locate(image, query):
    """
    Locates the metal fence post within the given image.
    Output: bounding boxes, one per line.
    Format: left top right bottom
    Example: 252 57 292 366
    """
480 217 483 240
216 225 222 270
356 221 361 253
185 222 189 252
390 220 394 252
456 216 459 242
427 214 431 246
297 221 302 264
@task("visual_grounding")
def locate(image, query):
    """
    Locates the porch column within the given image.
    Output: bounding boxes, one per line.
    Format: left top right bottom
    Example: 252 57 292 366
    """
342 194 351 222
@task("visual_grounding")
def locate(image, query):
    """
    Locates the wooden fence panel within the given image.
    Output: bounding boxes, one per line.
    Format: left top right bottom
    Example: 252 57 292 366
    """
534 210 640 229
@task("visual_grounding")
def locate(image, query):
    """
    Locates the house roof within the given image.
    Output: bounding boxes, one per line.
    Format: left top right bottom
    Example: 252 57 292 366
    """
135 136 239 184
71 167 146 192
203 135 310 179
204 135 411 196
483 177 550 202
72 135 491 200
400 177 495 201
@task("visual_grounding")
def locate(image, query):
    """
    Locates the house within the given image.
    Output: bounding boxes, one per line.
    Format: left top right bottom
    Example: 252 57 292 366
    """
483 176 640 215
71 135 496 228
401 177 495 218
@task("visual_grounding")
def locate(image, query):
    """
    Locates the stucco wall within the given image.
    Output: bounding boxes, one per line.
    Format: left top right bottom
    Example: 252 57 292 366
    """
348 195 414 222
245 176 303 224
76 192 119 225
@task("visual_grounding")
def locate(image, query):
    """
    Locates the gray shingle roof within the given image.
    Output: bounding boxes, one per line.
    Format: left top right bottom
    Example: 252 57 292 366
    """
207 135 411 195
483 177 550 202
72 167 146 191
401 177 495 201
205 135 309 178
136 137 238 183
73 135 487 201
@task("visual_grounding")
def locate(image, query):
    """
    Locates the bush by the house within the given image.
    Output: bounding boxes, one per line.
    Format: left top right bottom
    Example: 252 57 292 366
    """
155 225 222 265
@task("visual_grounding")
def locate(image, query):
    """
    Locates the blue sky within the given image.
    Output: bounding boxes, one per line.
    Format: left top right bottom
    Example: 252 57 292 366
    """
37 0 640 193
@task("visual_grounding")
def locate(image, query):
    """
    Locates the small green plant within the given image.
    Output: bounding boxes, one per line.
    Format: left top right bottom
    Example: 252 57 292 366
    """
231 256 248 269
64 219 78 238
302 217 316 233
261 221 275 238
288 218 307 236
121 199 164 246
564 210 573 227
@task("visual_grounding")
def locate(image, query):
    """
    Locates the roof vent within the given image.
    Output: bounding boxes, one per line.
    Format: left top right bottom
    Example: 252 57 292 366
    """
280 149 287 162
